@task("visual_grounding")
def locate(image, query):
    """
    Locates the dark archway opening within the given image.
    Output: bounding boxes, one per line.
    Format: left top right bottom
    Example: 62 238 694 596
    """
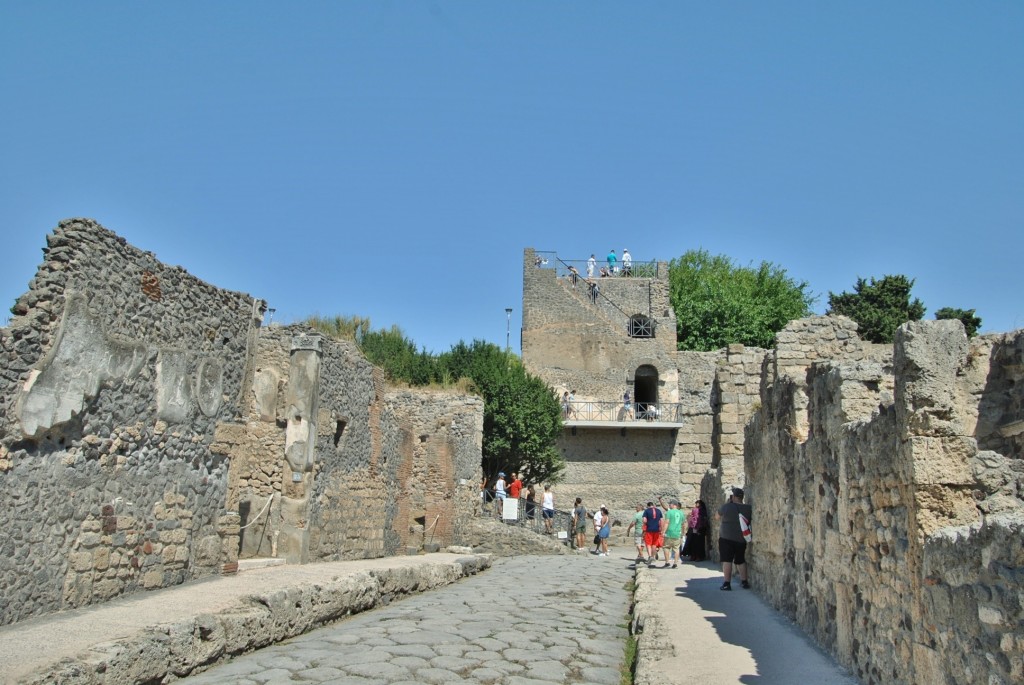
634 365 659 419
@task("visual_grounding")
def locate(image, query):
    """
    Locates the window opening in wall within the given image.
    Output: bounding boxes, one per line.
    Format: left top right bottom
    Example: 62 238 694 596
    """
634 364 660 419
334 420 347 448
628 314 654 338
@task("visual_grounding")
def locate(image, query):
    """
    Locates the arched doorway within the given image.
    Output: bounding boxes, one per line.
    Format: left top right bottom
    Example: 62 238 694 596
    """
634 365 659 419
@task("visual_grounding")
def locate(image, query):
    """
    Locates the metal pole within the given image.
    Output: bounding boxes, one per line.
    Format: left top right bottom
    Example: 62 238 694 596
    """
505 308 512 351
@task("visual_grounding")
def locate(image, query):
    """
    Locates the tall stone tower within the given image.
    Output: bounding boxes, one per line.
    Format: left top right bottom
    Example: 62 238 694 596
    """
520 248 725 514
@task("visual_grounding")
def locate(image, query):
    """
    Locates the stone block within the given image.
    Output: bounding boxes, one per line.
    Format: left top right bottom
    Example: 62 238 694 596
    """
69 551 93 572
94 547 111 572
143 570 164 588
908 436 974 486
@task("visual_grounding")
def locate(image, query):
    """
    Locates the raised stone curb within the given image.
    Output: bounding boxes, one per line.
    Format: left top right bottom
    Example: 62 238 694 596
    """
15 554 491 685
630 566 676 685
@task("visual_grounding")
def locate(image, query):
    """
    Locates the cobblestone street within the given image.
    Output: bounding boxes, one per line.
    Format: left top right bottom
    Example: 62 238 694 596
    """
181 554 634 685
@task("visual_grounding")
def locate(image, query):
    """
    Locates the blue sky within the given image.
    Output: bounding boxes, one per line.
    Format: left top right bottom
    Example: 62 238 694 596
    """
2 2 1022 353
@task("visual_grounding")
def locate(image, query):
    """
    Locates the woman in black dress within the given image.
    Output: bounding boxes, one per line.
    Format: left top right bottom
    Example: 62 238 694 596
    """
681 499 709 561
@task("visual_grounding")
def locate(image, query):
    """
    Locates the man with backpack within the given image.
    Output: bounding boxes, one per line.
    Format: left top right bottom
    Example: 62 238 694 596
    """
716 487 753 590
641 501 664 568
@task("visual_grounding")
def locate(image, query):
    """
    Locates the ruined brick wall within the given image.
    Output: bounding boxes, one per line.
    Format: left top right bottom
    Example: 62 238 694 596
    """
0 219 261 625
221 327 484 563
700 343 767 517
744 318 1024 684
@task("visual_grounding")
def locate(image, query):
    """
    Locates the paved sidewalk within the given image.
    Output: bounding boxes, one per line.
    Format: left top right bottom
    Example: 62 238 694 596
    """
632 558 858 685
0 553 489 684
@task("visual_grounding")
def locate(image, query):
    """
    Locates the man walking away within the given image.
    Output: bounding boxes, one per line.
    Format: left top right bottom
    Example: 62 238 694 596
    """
659 497 684 568
642 501 663 568
716 487 753 590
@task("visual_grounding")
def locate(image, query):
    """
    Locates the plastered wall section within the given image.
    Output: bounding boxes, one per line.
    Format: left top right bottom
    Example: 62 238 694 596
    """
0 219 260 625
744 317 1024 685
379 390 484 553
215 326 379 561
219 326 485 562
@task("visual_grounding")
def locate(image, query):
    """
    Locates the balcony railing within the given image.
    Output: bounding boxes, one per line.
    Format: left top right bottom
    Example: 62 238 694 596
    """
562 401 684 423
535 252 658 279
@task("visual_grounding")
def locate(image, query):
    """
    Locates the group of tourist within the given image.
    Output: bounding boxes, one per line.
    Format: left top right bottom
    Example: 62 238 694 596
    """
484 473 753 591
482 472 556 534
571 487 752 591
560 390 577 418
584 249 632 279
557 388 650 422
570 497 612 556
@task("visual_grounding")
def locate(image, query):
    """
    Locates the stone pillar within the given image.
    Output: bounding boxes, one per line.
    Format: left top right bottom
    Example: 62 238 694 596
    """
893 319 980 681
894 320 979 538
285 334 322 474
218 512 241 574
279 333 322 563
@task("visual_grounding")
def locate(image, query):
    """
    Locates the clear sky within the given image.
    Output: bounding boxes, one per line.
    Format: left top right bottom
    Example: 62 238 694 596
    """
2 2 1022 353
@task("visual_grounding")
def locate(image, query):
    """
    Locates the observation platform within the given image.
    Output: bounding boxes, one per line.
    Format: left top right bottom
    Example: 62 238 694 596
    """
562 401 686 429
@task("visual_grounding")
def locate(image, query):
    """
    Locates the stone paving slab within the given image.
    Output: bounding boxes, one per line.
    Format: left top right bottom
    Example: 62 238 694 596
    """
178 553 636 684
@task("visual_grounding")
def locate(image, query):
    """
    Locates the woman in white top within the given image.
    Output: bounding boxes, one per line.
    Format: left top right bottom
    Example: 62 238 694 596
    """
542 485 555 534
592 507 605 553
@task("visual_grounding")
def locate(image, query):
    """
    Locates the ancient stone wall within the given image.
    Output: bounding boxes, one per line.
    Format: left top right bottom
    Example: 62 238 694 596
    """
0 219 260 625
745 318 1024 684
1 221 485 625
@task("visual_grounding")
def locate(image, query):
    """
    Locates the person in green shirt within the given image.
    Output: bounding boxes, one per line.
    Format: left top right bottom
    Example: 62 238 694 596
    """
658 496 685 568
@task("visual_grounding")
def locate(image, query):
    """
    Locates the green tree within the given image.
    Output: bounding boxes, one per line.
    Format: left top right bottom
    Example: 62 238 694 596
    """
306 316 440 385
934 307 982 337
358 325 440 385
668 249 815 351
827 275 926 344
440 340 564 485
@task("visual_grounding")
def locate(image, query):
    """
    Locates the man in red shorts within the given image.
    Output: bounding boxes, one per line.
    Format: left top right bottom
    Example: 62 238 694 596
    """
642 501 664 568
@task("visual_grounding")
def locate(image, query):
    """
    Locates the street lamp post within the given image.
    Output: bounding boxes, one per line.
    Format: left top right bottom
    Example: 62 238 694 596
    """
505 308 512 352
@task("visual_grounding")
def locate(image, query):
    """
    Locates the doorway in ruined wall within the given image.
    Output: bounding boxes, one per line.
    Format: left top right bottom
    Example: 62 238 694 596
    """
634 365 659 418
